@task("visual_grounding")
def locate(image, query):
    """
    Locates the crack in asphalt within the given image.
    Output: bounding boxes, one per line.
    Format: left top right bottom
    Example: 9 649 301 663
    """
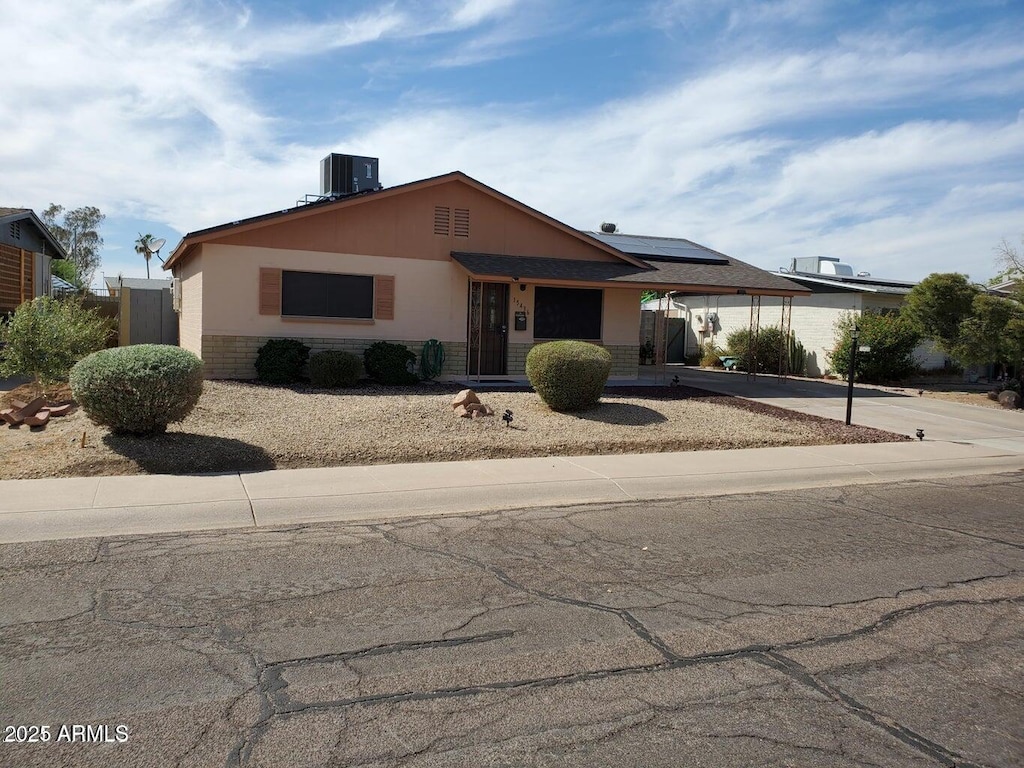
229 594 1021 766
371 524 679 662
758 651 993 768
228 630 515 767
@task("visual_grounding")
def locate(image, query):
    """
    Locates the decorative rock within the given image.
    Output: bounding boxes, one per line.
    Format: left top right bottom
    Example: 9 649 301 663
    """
452 389 481 409
998 390 1021 409
23 410 50 427
46 403 75 417
454 404 471 418
0 409 18 426
13 396 46 422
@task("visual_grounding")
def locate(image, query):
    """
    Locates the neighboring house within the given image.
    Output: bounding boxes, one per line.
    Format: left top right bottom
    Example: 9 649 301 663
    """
103 275 178 346
163 159 806 381
667 256 946 376
0 207 67 315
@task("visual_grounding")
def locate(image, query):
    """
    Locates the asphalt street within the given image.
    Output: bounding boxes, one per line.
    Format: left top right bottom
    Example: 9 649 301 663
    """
1 472 1022 767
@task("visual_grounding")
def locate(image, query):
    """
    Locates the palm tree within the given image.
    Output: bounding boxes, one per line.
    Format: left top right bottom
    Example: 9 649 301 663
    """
135 233 154 279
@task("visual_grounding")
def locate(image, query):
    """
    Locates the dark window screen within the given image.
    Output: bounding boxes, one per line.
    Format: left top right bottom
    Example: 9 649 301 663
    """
281 271 373 319
533 287 602 340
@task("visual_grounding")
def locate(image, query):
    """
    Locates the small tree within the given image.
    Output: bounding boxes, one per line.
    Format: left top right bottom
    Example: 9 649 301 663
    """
0 296 112 395
828 311 921 384
40 204 105 289
993 236 1024 285
51 259 84 291
901 273 980 355
952 294 1024 376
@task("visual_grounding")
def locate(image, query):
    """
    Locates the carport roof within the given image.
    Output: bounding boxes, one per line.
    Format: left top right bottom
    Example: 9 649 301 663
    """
452 251 808 296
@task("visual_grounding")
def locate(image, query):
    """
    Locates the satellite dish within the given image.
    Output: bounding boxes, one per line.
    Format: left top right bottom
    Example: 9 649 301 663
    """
148 238 166 253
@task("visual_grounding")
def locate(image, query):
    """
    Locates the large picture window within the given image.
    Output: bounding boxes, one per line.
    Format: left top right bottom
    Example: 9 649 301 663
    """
281 270 374 319
533 287 602 340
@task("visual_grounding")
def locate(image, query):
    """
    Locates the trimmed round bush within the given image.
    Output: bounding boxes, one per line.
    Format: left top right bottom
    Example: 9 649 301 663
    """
526 341 611 412
255 338 310 384
70 345 204 435
309 350 362 388
364 341 419 385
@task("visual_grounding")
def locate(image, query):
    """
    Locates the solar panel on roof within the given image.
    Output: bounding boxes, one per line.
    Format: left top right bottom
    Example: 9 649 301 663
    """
588 231 728 263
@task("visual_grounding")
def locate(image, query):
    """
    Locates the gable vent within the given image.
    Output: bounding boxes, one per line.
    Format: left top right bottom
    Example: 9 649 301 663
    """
433 206 450 236
9 221 21 240
454 208 470 238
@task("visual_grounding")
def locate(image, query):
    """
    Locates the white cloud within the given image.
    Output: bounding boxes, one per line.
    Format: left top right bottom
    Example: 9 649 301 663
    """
1 0 1022 283
449 0 519 27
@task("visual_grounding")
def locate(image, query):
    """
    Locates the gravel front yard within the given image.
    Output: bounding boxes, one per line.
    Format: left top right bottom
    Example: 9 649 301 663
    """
0 381 906 479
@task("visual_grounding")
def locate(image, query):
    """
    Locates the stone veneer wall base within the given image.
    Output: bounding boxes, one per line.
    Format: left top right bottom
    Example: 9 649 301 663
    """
507 342 639 379
201 335 468 380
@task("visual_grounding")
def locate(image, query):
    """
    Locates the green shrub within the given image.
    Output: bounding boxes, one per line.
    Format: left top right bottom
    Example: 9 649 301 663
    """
828 311 921 383
700 342 724 367
308 350 361 388
70 345 203 435
0 296 112 393
725 325 789 373
255 338 310 384
526 340 611 412
364 341 418 385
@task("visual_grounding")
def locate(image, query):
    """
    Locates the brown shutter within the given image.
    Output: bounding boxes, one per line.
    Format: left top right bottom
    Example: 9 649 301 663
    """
259 268 282 315
374 275 394 320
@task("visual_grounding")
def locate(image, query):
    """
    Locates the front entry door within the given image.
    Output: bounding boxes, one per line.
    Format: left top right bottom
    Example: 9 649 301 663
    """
468 281 509 375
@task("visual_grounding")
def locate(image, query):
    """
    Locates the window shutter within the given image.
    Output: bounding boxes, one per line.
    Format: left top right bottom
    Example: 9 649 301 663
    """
259 268 282 315
374 275 395 320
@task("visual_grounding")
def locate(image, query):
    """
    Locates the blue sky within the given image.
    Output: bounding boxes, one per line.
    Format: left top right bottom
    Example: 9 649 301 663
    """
1 0 1022 285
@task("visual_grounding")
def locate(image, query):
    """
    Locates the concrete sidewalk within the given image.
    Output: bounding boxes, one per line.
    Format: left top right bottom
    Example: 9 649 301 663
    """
2 440 1022 543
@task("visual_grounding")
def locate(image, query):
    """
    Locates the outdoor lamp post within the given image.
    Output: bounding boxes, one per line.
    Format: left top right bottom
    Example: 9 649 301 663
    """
845 324 859 426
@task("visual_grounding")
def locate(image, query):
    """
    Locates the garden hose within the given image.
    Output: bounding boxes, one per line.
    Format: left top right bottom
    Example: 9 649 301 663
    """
421 339 445 380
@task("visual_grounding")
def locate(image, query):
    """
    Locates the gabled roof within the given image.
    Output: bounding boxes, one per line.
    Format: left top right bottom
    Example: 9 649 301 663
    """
162 171 806 296
164 172 645 271
0 207 68 259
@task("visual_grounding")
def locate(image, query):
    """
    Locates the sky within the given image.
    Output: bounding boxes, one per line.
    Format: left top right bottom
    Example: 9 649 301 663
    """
1 0 1022 286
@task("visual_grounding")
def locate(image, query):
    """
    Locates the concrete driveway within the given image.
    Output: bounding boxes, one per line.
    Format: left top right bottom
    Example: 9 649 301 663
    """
1 473 1022 767
671 367 1024 451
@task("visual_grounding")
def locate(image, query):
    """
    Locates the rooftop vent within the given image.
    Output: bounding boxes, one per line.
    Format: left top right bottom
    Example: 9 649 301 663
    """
600 222 617 233
320 153 380 197
791 256 855 276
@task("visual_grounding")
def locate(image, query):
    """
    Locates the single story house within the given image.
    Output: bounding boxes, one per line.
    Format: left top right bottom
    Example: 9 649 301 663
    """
0 207 66 315
664 256 946 376
163 160 807 381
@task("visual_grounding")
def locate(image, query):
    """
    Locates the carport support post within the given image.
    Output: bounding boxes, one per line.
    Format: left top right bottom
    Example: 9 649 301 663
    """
845 324 859 425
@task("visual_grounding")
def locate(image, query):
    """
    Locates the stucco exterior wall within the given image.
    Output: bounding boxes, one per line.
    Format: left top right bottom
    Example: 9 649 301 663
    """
198 243 469 343
179 244 645 380
177 251 204 358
